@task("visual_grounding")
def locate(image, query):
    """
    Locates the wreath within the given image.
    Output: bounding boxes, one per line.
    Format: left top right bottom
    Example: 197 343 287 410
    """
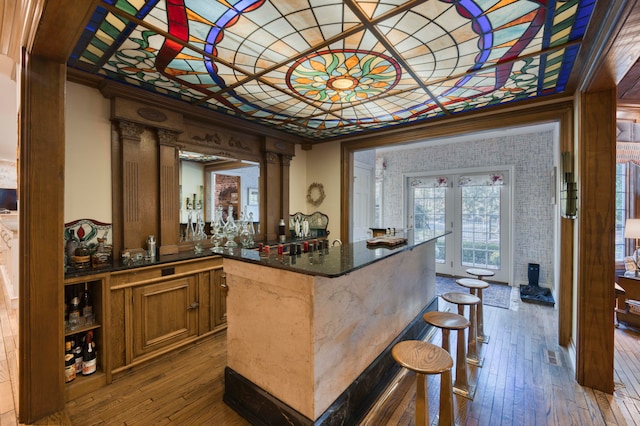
306 182 326 207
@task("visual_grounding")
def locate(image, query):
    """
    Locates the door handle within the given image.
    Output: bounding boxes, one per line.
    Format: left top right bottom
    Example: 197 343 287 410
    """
187 302 199 310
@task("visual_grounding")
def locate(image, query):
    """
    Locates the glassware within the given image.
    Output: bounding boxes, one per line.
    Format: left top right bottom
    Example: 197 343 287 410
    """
238 209 251 248
210 206 226 252
224 205 238 248
247 212 255 246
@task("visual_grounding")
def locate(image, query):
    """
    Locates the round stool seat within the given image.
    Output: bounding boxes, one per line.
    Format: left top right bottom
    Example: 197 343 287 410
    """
392 340 453 374
441 291 480 306
466 268 495 279
456 278 489 290
423 311 470 331
392 340 454 426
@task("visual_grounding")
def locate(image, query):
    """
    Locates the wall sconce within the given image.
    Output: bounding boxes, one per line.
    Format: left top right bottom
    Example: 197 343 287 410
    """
560 151 577 218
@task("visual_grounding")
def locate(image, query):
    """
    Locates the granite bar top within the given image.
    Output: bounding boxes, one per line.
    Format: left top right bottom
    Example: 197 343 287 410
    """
222 231 450 278
65 231 450 279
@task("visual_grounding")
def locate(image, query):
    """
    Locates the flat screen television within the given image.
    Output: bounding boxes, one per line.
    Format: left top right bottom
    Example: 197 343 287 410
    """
0 188 17 211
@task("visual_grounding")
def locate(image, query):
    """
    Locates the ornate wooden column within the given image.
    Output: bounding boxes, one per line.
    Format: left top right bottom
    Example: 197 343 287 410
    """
157 129 180 253
263 151 279 241
115 120 147 252
281 154 292 221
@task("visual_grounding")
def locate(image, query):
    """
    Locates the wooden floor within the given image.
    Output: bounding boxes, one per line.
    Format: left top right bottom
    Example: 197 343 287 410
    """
2 282 640 425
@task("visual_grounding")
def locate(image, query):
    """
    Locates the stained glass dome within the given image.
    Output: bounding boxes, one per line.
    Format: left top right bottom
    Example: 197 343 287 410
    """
68 0 597 140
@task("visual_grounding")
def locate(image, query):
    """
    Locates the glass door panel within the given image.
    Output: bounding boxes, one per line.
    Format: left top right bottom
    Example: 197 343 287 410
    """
413 186 447 265
408 170 510 283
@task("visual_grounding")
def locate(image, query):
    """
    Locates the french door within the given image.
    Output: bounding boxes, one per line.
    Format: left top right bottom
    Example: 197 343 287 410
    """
408 169 511 283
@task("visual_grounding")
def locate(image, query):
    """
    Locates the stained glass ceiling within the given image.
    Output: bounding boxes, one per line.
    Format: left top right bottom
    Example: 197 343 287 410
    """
68 0 597 141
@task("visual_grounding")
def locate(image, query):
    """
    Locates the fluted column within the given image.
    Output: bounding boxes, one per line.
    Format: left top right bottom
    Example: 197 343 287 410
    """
117 120 146 250
157 129 180 252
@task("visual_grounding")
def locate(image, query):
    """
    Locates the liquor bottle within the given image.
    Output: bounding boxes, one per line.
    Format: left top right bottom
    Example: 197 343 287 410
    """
81 283 93 325
65 229 78 263
73 240 91 270
82 331 97 375
64 340 76 383
68 286 81 330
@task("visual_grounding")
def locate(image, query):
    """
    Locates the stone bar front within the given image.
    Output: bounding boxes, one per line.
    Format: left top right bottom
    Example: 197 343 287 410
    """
222 235 446 424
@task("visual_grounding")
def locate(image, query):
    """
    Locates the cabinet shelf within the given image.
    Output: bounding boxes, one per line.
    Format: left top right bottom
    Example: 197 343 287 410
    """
63 276 108 400
64 323 101 337
64 370 107 400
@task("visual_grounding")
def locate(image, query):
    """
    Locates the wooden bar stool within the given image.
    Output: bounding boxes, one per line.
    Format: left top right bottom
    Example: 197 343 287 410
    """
391 340 453 426
456 277 490 344
441 291 482 370
465 267 495 281
423 311 470 409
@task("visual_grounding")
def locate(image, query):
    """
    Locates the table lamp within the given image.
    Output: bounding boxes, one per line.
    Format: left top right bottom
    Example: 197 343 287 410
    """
624 218 640 276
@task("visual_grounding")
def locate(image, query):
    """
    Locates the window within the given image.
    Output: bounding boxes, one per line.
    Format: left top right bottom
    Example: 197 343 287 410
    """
615 162 627 261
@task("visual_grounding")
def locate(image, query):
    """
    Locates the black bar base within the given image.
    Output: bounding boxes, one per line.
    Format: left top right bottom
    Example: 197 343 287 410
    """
223 297 439 425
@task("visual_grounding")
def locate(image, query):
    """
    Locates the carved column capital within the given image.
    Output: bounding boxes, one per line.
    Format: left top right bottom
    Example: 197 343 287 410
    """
281 155 293 167
117 120 144 141
157 128 180 146
265 151 278 164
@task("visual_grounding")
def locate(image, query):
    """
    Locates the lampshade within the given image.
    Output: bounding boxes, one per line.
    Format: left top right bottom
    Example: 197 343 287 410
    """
624 219 640 239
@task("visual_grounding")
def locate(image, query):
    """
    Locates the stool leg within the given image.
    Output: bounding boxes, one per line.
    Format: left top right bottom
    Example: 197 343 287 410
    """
476 287 489 344
439 330 454 426
453 306 473 399
466 303 480 366
416 372 428 426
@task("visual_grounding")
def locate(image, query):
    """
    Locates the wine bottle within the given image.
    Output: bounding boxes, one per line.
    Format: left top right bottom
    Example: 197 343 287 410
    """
82 331 97 375
73 337 83 374
64 340 76 383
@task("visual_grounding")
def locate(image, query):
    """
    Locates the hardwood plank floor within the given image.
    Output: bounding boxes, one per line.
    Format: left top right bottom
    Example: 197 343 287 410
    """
2 281 640 425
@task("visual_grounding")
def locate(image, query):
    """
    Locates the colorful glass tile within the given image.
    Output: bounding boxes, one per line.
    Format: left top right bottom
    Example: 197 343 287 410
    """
67 0 598 139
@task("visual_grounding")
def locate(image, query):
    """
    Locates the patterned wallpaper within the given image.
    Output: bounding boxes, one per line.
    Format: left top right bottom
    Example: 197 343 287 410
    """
377 130 555 287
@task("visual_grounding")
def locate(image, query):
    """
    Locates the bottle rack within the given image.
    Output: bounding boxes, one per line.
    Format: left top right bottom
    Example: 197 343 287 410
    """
63 275 108 400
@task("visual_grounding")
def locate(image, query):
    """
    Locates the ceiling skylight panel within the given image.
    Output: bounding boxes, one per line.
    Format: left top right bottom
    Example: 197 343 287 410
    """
355 0 413 20
484 1 541 29
313 3 361 28
144 1 168 31
260 66 291 89
352 30 387 52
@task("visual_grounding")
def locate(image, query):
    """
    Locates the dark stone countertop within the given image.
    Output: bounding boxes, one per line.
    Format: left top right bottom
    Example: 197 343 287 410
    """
221 231 449 278
65 231 450 280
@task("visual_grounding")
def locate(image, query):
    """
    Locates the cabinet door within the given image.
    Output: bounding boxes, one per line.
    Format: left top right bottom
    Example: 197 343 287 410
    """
132 276 198 360
214 270 227 327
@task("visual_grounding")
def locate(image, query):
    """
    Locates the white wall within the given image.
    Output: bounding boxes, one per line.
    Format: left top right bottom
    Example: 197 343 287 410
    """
64 82 112 223
0 57 18 164
289 144 308 215
290 141 341 241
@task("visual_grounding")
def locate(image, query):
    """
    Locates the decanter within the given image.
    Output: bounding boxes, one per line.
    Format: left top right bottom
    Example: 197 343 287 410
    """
224 205 238 248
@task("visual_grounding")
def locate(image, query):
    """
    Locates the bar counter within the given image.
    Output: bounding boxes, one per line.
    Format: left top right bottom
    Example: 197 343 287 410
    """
222 234 442 278
223 232 449 425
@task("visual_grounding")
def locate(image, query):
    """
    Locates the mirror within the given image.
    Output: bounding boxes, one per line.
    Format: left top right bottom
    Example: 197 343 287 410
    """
179 150 260 243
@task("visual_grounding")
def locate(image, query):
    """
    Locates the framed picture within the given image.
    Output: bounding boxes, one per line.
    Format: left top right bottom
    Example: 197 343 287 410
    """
214 174 240 219
248 187 258 205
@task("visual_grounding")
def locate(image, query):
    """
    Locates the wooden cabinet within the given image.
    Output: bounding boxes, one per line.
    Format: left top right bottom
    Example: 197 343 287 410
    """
616 275 640 329
63 256 227 397
109 256 225 375
131 275 198 359
63 274 110 401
